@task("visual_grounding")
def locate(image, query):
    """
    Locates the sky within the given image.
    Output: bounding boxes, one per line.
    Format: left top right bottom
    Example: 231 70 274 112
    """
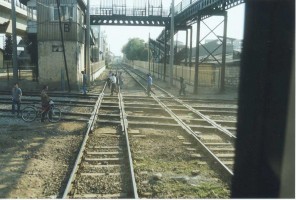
90 0 245 56
0 1 245 54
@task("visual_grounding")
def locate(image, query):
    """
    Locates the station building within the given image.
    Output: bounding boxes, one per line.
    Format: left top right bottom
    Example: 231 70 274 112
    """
24 0 102 90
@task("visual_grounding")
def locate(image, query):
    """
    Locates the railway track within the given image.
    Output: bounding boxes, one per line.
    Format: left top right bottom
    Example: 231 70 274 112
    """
0 93 100 121
122 65 236 181
180 99 238 134
62 84 138 198
0 65 238 198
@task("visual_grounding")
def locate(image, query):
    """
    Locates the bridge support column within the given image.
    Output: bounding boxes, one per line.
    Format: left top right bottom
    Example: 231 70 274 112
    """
86 0 91 83
194 16 201 94
220 11 228 92
189 26 193 84
185 29 188 67
164 27 167 81
169 0 175 87
152 58 155 78
195 11 228 93
158 43 161 79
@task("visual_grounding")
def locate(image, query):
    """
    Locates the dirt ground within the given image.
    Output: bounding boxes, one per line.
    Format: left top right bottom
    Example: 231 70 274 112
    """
0 119 86 198
0 66 238 198
129 127 230 198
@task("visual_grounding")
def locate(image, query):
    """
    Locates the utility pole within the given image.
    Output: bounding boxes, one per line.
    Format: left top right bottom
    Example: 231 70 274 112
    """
169 0 174 87
57 0 71 91
11 0 18 81
148 32 150 73
98 26 100 61
86 0 91 82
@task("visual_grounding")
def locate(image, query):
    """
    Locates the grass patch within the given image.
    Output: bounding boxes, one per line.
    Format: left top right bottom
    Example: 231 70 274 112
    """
151 180 229 198
134 158 230 198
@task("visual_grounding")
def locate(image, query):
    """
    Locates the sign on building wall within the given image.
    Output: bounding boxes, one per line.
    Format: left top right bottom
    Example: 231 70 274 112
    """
64 23 71 32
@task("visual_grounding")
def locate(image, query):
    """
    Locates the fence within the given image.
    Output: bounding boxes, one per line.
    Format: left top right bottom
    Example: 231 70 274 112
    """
0 61 38 82
127 60 240 89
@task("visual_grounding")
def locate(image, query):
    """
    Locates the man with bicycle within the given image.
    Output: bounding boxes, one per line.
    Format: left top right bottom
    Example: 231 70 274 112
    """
41 85 51 122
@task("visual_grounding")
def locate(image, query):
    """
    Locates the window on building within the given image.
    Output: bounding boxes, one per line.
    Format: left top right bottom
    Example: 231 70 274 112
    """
50 5 75 22
27 8 37 21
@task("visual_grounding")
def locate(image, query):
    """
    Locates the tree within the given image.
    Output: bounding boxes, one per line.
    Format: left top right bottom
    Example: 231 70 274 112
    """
121 38 148 62
4 34 12 61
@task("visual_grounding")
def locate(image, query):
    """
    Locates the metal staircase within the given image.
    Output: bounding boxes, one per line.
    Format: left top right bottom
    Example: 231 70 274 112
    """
152 0 245 62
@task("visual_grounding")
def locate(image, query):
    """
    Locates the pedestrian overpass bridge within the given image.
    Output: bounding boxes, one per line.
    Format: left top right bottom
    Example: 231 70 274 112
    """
90 0 244 27
90 0 244 92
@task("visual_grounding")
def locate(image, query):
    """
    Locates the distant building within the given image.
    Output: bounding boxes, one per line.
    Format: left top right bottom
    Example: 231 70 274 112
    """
179 38 242 63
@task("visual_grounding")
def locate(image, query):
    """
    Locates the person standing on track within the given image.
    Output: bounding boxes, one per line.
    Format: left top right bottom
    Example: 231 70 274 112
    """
107 70 112 89
11 82 22 117
118 71 123 89
179 77 186 96
110 73 117 96
146 73 152 97
81 70 87 95
41 85 51 122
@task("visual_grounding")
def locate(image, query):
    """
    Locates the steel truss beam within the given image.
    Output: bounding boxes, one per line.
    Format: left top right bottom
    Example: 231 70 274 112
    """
194 12 228 93
156 0 244 44
198 19 224 65
90 15 170 26
156 25 190 43
175 0 244 23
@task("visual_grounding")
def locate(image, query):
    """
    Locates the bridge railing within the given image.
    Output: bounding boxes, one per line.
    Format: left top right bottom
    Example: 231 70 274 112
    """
90 6 169 17
175 0 199 15
174 0 244 16
1 0 27 10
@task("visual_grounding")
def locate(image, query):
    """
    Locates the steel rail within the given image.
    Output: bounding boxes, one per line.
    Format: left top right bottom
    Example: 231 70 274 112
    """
125 65 236 141
62 93 104 198
117 88 138 199
0 96 97 105
124 67 233 185
62 82 108 198
0 91 100 99
154 96 233 184
159 96 238 104
0 108 91 115
154 85 237 140
63 80 138 198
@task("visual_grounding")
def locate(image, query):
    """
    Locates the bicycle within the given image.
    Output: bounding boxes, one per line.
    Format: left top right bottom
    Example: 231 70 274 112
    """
21 100 62 122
